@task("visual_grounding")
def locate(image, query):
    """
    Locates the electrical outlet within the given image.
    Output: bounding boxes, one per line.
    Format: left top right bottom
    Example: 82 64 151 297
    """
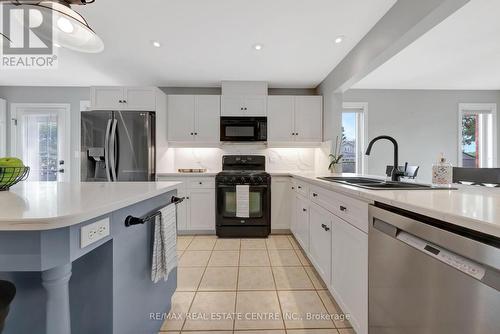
81 218 110 248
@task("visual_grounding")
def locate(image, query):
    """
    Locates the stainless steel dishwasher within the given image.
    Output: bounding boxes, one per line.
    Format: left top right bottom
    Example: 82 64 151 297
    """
369 204 500 334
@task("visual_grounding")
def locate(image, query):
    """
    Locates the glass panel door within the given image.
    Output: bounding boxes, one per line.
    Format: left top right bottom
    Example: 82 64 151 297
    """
12 105 69 182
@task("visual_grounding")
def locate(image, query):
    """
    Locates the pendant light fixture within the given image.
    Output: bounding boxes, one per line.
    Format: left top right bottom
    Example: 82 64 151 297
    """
3 0 104 53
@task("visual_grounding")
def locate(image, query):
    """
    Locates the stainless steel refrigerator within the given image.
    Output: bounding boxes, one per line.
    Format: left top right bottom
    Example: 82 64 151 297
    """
81 111 155 182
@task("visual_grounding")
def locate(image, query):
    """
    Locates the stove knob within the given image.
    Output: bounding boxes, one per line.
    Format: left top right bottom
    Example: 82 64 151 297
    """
257 176 263 183
231 177 236 183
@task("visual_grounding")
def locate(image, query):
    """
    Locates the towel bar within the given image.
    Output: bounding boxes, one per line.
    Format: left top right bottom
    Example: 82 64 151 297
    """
125 196 185 227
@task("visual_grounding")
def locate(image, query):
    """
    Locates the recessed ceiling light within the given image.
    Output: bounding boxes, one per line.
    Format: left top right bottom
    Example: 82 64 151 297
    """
335 36 344 44
152 41 161 48
253 44 263 51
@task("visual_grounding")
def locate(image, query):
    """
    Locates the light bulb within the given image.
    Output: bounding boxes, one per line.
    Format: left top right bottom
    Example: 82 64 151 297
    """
57 17 74 33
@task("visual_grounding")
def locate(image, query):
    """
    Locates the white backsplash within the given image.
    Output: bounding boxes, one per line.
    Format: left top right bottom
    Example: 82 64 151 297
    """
163 144 329 173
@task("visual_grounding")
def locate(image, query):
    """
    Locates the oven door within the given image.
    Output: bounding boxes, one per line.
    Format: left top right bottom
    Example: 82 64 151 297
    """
216 184 269 225
220 117 266 142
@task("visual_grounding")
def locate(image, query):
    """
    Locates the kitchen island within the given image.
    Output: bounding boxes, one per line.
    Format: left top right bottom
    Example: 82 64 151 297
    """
0 181 181 334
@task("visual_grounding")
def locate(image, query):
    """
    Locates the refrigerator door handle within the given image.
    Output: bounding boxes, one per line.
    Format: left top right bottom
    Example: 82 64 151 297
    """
109 119 118 182
104 119 112 182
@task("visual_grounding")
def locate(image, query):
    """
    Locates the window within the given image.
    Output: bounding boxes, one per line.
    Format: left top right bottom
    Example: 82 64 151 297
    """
341 103 367 174
458 103 497 168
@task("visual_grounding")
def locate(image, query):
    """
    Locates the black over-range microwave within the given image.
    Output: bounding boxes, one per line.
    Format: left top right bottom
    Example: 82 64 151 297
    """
220 117 267 142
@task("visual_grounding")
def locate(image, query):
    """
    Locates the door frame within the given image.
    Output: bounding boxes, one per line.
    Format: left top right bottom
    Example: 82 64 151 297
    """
10 103 72 182
0 98 6 157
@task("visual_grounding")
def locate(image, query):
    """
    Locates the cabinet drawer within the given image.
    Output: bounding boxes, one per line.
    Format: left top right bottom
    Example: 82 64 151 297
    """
187 177 215 189
335 194 369 233
292 179 309 197
310 185 339 213
310 185 368 233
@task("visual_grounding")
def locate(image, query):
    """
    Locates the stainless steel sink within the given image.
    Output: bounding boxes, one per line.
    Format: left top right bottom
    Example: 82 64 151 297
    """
317 176 455 190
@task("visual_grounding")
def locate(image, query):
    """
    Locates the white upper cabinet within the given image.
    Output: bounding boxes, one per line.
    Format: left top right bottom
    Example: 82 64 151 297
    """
268 96 295 141
221 96 267 117
167 95 196 142
221 81 267 116
295 96 323 142
91 87 123 110
194 95 221 142
267 95 323 143
167 95 220 143
90 87 157 111
124 87 157 110
221 96 245 116
243 96 267 116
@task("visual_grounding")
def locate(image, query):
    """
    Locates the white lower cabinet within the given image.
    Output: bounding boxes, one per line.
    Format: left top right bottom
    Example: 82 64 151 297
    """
271 177 291 230
293 194 310 252
331 215 368 334
289 177 368 334
188 188 216 230
175 187 188 231
157 176 215 232
308 202 332 285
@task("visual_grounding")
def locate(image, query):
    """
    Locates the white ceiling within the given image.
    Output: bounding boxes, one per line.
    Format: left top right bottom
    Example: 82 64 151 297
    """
353 0 500 90
0 0 396 87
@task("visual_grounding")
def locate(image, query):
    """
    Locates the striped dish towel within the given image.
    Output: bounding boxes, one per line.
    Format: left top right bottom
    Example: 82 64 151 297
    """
151 204 177 283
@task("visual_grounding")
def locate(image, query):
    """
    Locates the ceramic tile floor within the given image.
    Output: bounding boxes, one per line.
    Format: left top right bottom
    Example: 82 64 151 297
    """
161 234 355 334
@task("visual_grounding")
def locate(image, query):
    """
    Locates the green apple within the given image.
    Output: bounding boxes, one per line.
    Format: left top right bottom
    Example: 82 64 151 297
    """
0 157 25 186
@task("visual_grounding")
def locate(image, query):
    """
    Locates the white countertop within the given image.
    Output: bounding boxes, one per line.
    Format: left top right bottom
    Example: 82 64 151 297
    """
159 170 500 237
0 181 181 231
285 172 500 238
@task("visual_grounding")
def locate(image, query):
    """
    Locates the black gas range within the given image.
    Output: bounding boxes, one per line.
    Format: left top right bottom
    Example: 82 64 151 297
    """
216 155 271 238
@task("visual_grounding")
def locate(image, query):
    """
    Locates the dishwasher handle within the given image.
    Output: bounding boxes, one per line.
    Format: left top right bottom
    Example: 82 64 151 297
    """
373 217 500 292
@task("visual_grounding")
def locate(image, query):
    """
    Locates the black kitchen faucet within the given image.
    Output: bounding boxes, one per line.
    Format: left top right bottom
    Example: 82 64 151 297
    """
365 135 405 182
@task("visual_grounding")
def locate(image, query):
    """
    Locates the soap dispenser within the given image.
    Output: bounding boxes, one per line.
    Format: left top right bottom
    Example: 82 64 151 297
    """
432 153 453 185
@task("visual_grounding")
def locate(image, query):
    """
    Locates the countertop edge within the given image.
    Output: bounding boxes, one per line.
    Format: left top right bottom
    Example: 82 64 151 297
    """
286 173 500 239
0 182 182 231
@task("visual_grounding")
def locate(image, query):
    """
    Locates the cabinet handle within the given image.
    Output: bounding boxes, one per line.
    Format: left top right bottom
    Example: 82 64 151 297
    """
298 186 302 189
118 100 123 103
186 196 190 200
190 132 194 135
321 224 330 231
312 193 318 197
194 132 198 135
244 107 248 110
199 182 202 185
302 208 307 212
123 100 127 103
340 206 347 212
291 186 295 190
